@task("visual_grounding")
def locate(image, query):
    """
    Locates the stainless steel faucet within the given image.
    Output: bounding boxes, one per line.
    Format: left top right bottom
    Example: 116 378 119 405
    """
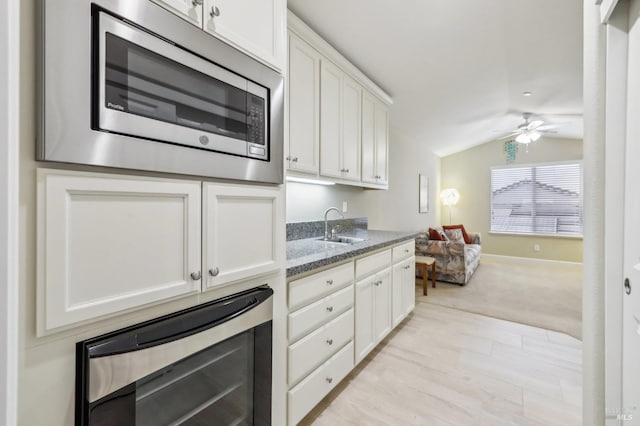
323 207 344 240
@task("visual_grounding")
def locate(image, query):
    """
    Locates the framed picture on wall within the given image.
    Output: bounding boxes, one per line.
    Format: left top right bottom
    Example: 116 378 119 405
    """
419 174 429 213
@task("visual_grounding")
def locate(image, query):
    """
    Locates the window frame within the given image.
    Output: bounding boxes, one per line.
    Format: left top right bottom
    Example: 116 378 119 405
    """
489 160 584 238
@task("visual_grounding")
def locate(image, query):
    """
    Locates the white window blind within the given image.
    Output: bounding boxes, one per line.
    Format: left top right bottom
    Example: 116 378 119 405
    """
490 162 583 236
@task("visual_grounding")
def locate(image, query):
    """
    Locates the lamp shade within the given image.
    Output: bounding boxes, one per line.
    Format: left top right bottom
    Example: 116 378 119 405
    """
440 188 460 206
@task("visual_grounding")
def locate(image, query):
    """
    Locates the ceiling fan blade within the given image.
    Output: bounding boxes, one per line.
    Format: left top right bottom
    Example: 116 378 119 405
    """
539 129 559 134
536 123 565 131
528 120 544 130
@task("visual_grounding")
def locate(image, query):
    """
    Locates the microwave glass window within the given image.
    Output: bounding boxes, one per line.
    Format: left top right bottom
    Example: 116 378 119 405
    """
104 33 265 144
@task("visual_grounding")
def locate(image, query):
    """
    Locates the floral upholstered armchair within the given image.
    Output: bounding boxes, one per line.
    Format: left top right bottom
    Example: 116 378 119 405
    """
415 225 481 285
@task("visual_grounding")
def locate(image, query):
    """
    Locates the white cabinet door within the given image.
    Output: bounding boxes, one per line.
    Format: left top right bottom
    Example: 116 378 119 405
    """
320 60 343 179
361 91 377 184
341 75 361 181
151 0 203 26
204 0 286 71
391 261 405 327
374 100 389 185
403 257 416 316
361 93 389 186
203 182 283 290
37 170 202 334
374 268 392 342
288 33 320 174
355 278 375 364
392 257 416 327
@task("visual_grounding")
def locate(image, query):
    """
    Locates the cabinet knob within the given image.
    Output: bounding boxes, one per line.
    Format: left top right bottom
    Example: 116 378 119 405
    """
209 5 220 17
345 168 350 173
292 157 299 162
326 339 333 345
326 306 334 312
326 377 333 384
327 279 334 285
192 0 203 5
286 156 291 161
190 271 201 280
404 265 411 270
405 249 410 253
209 267 220 277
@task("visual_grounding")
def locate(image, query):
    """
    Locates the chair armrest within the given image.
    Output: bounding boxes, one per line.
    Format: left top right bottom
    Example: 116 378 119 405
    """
467 232 481 245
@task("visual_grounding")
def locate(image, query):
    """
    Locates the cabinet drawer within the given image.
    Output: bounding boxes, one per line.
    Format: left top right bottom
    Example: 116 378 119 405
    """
355 249 391 280
288 341 354 425
289 262 354 310
288 285 353 343
288 308 354 386
392 240 415 262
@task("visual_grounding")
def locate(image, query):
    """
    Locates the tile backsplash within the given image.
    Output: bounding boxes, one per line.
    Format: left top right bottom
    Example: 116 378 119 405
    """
286 217 368 241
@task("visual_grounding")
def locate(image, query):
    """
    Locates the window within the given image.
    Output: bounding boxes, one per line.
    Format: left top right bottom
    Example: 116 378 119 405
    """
490 162 583 236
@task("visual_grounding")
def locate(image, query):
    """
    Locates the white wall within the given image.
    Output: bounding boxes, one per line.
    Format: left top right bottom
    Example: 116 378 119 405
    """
286 127 441 231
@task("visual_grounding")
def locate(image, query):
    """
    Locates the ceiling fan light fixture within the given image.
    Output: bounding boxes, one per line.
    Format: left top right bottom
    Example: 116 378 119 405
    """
530 131 541 142
515 133 531 144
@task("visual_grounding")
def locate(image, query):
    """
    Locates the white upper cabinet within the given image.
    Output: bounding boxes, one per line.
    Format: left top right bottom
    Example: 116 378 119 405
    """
287 11 392 188
204 0 286 71
151 0 203 26
341 75 362 181
37 170 202 334
362 92 389 186
154 0 286 71
320 60 344 179
320 61 362 182
203 182 283 290
287 33 320 174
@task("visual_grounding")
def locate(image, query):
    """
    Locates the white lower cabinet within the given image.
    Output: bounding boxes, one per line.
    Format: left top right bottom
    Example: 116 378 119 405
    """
286 261 355 424
392 257 416 327
288 308 354 386
37 169 283 335
288 341 354 425
355 267 392 364
285 240 415 424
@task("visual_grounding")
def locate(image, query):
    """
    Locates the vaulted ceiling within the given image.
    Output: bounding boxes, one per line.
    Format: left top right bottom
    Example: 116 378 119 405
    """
287 0 583 156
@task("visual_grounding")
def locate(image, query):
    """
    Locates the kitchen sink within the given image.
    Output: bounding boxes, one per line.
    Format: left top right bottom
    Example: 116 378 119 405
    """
315 236 366 245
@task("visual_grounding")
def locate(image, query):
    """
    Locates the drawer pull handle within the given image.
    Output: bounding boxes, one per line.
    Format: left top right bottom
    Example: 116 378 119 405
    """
190 271 201 280
405 249 410 253
326 377 333 384
326 339 333 345
404 265 411 270
326 306 334 312
208 267 220 277
327 279 334 285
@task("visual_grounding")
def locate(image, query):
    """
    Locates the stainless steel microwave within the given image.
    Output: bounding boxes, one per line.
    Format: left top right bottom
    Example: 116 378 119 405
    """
39 0 284 184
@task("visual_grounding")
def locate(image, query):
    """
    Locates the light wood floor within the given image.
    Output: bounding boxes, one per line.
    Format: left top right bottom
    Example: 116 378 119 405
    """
299 301 582 425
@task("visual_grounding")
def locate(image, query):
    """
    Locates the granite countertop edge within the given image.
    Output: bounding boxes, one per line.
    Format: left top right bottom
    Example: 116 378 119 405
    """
286 230 420 278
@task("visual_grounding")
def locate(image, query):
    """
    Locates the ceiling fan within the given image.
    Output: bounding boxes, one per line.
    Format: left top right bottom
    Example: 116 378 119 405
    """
503 112 561 144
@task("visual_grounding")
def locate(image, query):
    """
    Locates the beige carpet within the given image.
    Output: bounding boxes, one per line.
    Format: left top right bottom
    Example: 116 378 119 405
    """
417 256 583 339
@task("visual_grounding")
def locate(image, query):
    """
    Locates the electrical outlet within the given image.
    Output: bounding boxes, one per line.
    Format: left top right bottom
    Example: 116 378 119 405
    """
342 201 348 213
533 244 541 252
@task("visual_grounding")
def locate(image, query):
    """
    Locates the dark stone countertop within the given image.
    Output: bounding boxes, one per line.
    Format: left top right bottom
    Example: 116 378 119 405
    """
286 230 419 278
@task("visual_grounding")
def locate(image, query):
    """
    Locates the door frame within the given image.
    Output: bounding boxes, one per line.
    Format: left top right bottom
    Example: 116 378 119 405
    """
596 0 629 424
0 0 19 423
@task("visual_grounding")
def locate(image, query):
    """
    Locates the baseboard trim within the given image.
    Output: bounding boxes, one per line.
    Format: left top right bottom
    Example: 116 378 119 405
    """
481 253 583 268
